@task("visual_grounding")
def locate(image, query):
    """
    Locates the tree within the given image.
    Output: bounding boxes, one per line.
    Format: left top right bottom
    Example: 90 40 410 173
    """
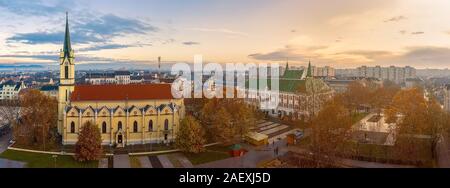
343 81 373 112
369 81 400 115
310 98 353 167
210 107 234 145
14 89 58 150
74 121 103 162
385 87 450 163
175 116 206 153
199 98 258 145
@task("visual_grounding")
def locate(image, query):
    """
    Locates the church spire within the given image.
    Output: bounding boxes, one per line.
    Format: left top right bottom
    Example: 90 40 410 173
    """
63 12 72 59
306 60 312 78
285 58 289 71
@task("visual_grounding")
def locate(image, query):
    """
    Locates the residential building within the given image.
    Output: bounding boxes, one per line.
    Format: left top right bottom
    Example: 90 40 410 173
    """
0 80 26 100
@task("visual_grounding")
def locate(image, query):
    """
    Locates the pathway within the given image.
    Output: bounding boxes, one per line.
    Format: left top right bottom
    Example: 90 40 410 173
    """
0 159 25 168
139 156 152 168
157 155 174 168
197 140 288 168
113 154 131 168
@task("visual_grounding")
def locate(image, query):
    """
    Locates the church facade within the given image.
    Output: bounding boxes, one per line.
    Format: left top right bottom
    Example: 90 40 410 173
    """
57 13 184 146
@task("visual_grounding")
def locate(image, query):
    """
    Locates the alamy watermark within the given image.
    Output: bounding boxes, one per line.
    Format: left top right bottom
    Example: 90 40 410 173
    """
170 55 280 110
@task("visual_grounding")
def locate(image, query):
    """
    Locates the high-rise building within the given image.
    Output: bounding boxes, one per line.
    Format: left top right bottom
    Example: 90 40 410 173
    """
355 65 416 84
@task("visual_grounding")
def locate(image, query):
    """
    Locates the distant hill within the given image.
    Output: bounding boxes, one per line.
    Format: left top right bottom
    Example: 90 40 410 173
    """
0 64 45 69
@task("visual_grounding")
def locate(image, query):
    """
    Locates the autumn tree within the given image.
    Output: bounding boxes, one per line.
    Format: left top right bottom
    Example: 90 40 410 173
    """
199 98 257 145
14 89 58 150
342 81 373 112
175 116 206 153
386 87 450 163
369 80 400 115
74 121 103 162
310 97 353 167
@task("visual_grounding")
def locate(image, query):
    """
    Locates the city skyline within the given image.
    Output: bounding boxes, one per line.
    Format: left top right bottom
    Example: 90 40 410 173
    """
1 0 450 69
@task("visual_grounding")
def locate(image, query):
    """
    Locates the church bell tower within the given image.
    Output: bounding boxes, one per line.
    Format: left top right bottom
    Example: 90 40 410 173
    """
58 12 75 135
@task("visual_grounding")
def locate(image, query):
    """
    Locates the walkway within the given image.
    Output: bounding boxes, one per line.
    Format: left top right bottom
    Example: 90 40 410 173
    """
197 140 288 168
113 154 131 168
0 159 25 168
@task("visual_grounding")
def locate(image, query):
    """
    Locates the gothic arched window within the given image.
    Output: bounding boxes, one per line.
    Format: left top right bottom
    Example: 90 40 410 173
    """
148 120 153 132
102 122 107 134
133 121 138 133
70 122 75 133
64 65 69 79
118 121 122 130
164 119 169 130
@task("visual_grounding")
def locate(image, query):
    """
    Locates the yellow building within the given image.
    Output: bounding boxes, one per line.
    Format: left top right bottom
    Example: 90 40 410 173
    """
57 13 184 147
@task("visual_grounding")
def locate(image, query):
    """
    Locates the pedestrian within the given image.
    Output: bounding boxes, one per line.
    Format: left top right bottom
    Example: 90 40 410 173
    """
275 147 279 156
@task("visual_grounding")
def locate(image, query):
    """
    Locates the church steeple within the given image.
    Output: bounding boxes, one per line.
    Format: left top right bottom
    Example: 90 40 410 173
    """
63 12 72 59
306 60 312 78
285 58 289 71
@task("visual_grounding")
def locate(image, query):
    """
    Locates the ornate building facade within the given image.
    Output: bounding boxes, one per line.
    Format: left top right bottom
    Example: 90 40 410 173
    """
244 62 334 120
57 13 184 146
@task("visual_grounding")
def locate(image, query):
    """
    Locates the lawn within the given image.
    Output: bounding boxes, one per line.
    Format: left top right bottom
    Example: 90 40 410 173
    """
350 112 369 125
0 150 98 168
184 145 231 165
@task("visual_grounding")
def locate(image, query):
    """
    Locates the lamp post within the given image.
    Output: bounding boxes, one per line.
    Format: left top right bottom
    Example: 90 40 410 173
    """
52 155 58 168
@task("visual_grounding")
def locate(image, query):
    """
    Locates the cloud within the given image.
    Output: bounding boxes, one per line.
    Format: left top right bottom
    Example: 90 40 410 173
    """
182 41 200 46
0 0 72 16
411 31 424 35
249 44 450 68
187 27 248 37
248 47 309 61
78 43 151 52
384 16 407 23
338 50 393 59
7 14 157 46
399 30 407 35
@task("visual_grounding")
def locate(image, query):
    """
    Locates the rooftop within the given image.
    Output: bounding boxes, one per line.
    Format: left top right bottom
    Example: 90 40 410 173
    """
70 84 175 101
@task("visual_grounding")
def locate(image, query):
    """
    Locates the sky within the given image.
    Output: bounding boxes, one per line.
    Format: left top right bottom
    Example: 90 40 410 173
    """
1 0 450 69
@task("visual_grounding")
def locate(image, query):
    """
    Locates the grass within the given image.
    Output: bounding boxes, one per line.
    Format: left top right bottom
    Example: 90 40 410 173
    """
184 145 231 165
129 157 141 168
350 112 369 125
0 150 98 168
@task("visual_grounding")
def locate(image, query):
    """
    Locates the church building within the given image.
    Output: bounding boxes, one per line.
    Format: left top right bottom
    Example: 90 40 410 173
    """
57 13 185 147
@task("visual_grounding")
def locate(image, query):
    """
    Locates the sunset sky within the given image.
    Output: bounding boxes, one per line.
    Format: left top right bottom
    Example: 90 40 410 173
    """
1 0 450 69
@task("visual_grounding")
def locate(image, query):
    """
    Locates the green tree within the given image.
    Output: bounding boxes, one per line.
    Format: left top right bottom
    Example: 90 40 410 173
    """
175 116 206 153
74 121 103 162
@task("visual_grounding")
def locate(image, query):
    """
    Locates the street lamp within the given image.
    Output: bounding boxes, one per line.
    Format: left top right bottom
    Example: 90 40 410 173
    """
52 155 58 168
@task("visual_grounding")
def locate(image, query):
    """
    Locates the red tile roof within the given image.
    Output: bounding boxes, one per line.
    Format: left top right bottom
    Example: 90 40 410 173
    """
70 84 175 101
